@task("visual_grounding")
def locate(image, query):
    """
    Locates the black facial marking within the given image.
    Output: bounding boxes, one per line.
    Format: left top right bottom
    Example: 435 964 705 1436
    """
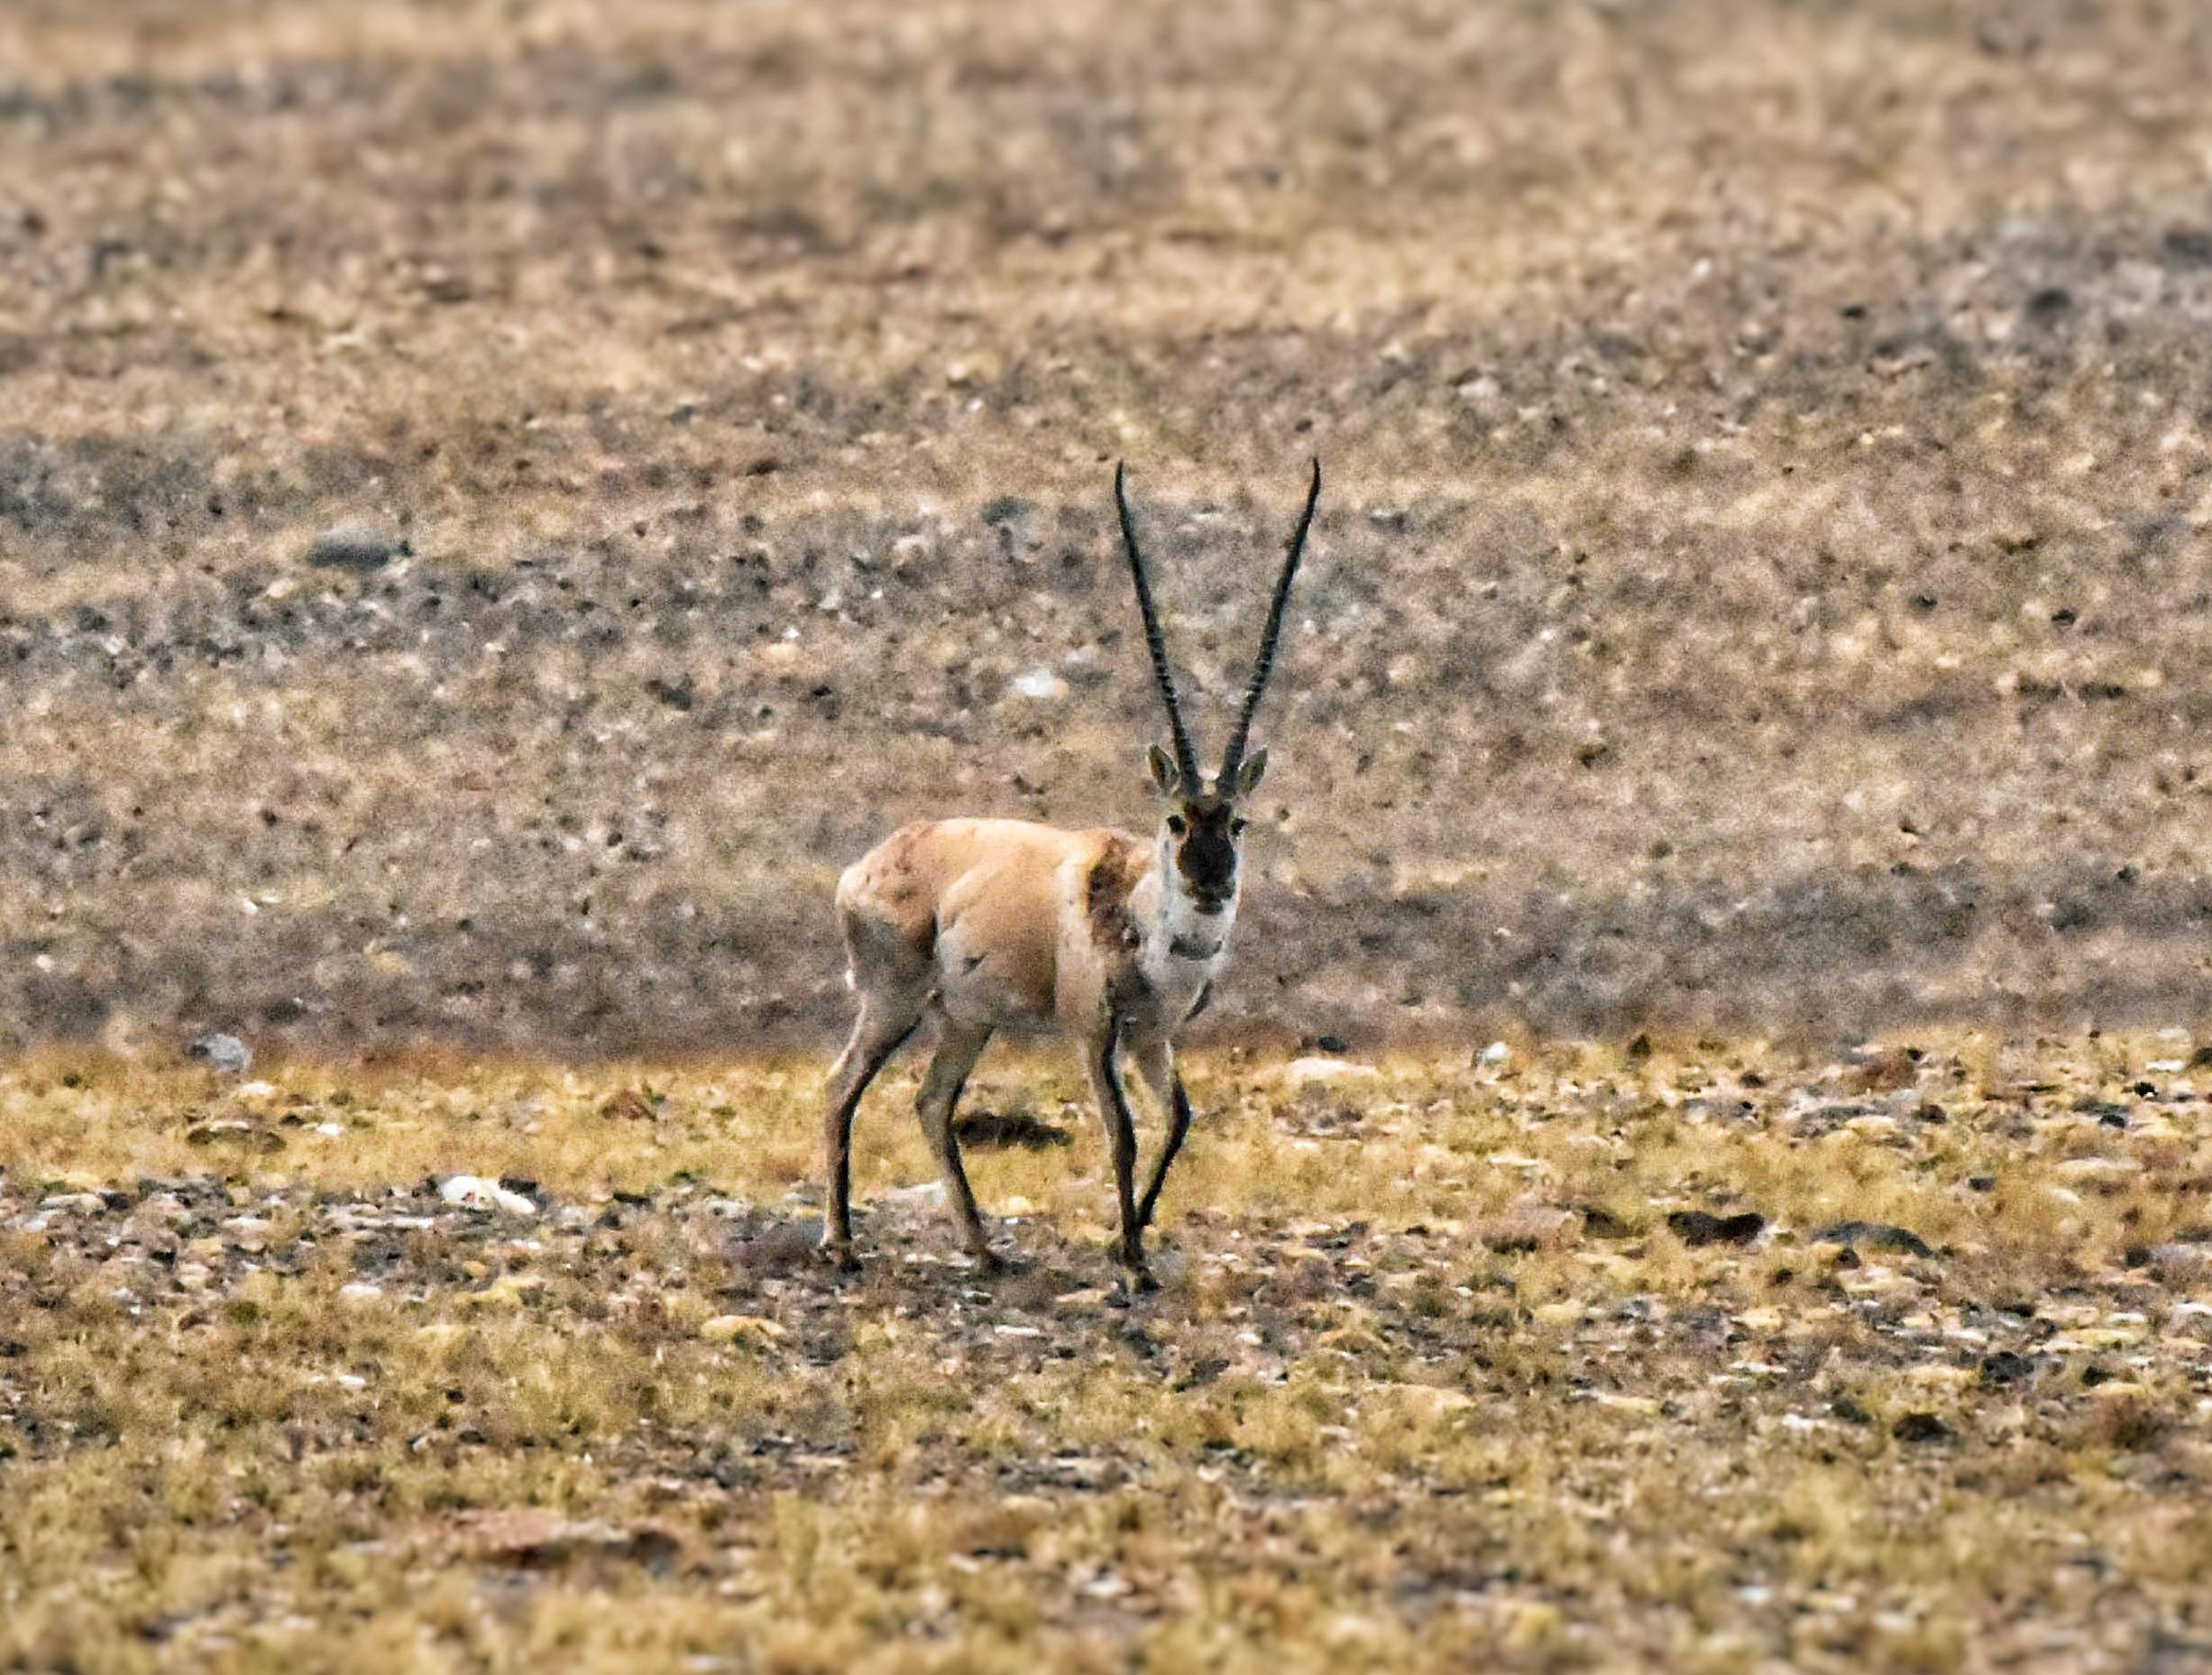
1168 794 1244 908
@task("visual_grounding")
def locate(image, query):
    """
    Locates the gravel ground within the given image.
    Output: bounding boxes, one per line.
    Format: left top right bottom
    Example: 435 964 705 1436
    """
5 2 2212 1061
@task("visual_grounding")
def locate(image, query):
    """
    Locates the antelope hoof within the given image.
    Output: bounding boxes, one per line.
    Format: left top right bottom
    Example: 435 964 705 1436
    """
968 1246 1007 1276
818 1236 860 1275
1116 1263 1160 1300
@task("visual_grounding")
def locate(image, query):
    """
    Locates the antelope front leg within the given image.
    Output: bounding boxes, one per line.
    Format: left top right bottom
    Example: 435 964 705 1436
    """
1132 1037 1193 1233
1088 1020 1155 1294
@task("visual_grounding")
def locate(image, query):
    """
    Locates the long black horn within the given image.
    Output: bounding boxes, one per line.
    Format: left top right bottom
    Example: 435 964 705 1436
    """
1114 462 1202 790
1221 457 1320 778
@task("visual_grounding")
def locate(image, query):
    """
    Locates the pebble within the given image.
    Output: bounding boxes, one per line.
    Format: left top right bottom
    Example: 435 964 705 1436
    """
1668 1210 1767 1247
701 1314 787 1345
185 1032 252 1074
2145 1242 2212 1276
1285 1056 1382 1088
2056 1157 2141 1184
879 1182 948 1206
1893 1412 1952 1443
1817 1220 1938 1259
439 1175 538 1216
307 522 405 571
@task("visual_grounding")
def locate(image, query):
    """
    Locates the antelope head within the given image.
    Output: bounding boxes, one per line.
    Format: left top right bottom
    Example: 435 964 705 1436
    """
1114 459 1321 917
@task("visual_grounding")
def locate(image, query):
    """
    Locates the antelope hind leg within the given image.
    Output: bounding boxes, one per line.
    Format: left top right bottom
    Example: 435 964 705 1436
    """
915 1022 1000 1269
820 1006 920 1268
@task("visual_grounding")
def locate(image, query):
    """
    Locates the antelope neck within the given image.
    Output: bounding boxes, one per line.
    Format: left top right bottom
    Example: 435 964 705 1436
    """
1149 854 1234 965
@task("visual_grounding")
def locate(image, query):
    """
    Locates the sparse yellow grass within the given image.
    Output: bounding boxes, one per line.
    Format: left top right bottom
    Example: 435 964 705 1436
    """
5 1035 2211 1671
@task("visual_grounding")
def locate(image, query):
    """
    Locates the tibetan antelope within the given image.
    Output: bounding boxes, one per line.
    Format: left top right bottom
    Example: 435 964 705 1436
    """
821 460 1322 1293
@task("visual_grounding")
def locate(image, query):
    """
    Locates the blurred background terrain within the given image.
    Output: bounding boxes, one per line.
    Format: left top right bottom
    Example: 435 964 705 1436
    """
5 0 2212 1058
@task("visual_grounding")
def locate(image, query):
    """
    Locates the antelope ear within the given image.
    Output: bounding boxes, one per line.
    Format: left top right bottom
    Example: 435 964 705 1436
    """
1234 749 1269 795
1147 742 1180 796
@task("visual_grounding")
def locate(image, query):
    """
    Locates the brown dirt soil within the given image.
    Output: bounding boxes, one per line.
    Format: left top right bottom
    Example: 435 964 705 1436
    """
6 1 2212 1060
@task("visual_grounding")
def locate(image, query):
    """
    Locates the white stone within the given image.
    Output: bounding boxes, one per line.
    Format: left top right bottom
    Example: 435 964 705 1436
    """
1285 1056 1383 1087
439 1175 537 1216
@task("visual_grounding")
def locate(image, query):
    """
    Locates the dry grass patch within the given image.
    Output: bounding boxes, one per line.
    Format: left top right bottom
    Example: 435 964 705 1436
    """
3 1034 2211 1669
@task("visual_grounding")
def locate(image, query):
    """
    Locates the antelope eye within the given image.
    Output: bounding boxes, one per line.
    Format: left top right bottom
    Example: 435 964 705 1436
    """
1165 814 1187 835
1229 816 1249 836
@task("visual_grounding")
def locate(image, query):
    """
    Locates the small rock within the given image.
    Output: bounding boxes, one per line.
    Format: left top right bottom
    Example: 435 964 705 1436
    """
953 1109 1072 1150
1978 1350 2035 1386
185 1119 282 1153
1009 667 1069 702
184 1032 252 1074
2143 1242 2212 1277
2165 228 2212 268
1383 1382 1476 1418
2056 1156 2140 1186
1667 1210 1767 1247
1579 1204 1638 1239
701 1314 788 1346
600 1090 657 1123
306 522 406 572
1477 1041 1512 1069
1816 1220 1937 1260
461 1512 681 1572
722 1220 821 1275
1893 1411 1952 1443
1285 1056 1382 1088
1840 1045 1919 1091
879 1182 948 1207
440 1175 537 1216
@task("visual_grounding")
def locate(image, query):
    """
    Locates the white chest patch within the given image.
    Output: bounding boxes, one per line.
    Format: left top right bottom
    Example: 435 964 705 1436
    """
1141 888 1234 1009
